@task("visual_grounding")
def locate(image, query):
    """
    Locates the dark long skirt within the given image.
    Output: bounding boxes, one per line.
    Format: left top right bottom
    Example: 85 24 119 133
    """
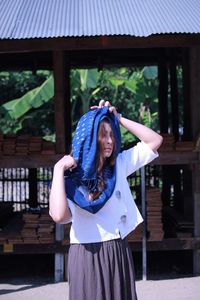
68 238 138 300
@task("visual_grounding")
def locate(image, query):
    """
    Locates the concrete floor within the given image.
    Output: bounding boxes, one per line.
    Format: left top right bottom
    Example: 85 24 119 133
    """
1 276 200 300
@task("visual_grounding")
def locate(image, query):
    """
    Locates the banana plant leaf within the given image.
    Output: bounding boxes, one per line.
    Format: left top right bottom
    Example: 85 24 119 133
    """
79 69 101 91
124 79 137 93
143 66 158 80
1 75 54 120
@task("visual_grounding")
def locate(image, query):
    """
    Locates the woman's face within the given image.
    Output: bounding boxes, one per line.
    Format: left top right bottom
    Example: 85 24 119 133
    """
98 121 114 159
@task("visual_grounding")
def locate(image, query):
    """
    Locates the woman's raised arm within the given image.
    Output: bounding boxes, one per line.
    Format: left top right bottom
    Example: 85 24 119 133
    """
49 155 76 223
91 100 163 151
118 116 163 151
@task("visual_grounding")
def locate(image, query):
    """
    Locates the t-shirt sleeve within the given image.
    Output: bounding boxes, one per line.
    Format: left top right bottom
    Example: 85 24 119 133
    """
119 141 159 177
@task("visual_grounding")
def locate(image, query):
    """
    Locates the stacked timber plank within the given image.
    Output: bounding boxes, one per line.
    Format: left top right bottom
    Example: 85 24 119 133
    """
0 134 55 156
0 203 15 243
37 213 55 243
0 134 3 155
176 221 193 238
0 210 55 244
146 188 164 241
0 212 23 244
163 207 193 238
127 223 142 242
29 136 42 153
159 134 175 152
16 135 29 155
128 188 164 241
62 223 71 245
0 202 14 228
22 210 55 244
175 141 194 151
21 213 40 244
0 133 195 155
159 134 194 152
41 140 56 155
2 134 16 155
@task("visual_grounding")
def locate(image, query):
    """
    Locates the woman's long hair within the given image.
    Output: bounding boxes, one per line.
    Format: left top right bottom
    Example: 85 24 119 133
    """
89 118 116 201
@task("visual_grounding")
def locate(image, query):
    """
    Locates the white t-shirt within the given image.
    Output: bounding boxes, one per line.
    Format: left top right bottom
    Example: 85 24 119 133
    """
67 141 158 244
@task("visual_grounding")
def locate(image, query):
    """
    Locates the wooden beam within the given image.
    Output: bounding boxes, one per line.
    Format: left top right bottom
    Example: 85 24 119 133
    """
0 154 63 168
53 50 71 154
0 48 183 71
0 151 199 168
1 238 199 254
1 35 200 54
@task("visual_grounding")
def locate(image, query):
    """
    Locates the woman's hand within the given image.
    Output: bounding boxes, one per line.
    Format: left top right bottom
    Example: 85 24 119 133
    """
90 100 118 117
54 155 77 173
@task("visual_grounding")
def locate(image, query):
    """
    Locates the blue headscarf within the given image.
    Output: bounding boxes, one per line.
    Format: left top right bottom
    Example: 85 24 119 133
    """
64 106 121 214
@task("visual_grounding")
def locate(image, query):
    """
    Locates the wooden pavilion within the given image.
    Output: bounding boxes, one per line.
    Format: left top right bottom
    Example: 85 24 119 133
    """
0 0 200 279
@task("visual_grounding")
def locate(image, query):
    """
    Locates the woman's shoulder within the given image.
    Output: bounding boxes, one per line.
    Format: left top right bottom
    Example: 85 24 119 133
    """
117 143 138 160
117 141 158 166
116 147 133 168
118 141 156 158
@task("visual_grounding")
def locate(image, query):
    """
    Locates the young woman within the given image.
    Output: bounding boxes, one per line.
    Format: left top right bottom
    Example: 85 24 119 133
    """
49 100 163 300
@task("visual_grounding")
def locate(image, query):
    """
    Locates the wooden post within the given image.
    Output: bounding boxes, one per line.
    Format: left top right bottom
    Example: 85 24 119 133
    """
28 168 38 208
193 171 200 276
189 47 200 275
55 224 65 282
53 50 71 281
182 48 192 140
141 167 147 280
181 49 193 219
158 50 169 133
169 52 183 212
189 48 200 139
158 51 171 206
53 50 71 154
169 53 179 140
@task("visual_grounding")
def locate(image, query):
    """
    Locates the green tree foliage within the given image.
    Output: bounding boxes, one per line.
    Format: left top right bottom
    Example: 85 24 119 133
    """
0 71 53 135
71 66 159 146
0 67 159 147
70 69 101 129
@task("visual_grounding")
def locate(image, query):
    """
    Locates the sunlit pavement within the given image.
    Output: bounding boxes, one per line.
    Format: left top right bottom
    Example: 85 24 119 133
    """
1 276 200 300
